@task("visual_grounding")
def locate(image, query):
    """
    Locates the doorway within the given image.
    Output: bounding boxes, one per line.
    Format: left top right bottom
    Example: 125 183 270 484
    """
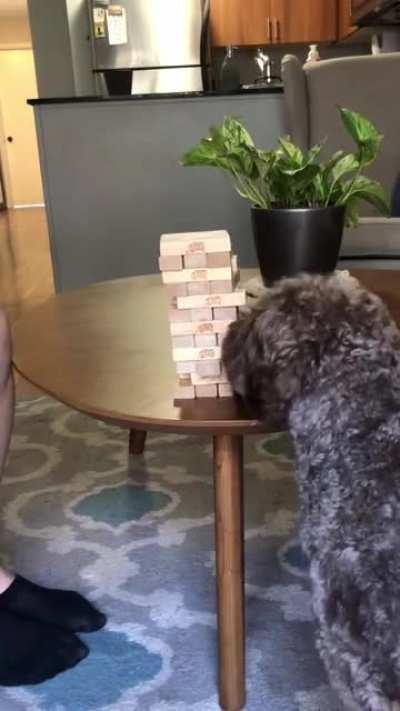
0 48 44 208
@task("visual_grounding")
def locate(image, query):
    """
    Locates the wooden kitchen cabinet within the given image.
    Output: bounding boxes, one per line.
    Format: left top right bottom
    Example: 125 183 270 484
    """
338 0 357 39
270 0 337 43
210 0 271 47
210 0 338 47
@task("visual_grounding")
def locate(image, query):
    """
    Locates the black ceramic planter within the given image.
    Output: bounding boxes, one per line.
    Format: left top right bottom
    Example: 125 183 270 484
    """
251 205 346 285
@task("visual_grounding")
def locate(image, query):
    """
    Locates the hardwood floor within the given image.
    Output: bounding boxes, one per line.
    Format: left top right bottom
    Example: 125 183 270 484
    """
0 207 54 397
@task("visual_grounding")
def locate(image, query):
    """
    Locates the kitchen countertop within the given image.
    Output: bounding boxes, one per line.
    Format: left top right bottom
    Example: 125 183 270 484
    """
28 85 283 106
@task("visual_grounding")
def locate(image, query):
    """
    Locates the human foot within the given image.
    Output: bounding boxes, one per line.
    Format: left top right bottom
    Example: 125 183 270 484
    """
0 576 106 633
0 609 88 686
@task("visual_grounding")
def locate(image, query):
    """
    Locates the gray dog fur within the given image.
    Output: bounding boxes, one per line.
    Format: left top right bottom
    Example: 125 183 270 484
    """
222 272 400 711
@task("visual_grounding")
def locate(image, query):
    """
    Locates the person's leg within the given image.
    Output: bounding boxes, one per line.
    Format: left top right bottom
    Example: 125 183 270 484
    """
0 308 16 594
0 309 89 684
0 308 14 476
0 307 105 632
0 309 104 685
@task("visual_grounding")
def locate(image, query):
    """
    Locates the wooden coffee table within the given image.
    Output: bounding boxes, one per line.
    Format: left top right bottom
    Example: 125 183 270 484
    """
11 268 400 711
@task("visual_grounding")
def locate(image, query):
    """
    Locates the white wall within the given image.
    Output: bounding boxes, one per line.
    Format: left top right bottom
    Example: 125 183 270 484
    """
0 15 31 48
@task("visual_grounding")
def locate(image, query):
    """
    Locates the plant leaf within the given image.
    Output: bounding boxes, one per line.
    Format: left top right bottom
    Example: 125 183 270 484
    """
310 172 325 204
181 110 387 213
181 140 219 167
254 149 274 179
278 136 303 165
229 146 256 178
207 124 229 153
344 196 360 227
222 116 255 148
305 142 324 164
339 107 382 145
283 164 320 190
330 153 359 182
339 107 383 167
356 141 380 166
323 150 344 173
339 175 390 216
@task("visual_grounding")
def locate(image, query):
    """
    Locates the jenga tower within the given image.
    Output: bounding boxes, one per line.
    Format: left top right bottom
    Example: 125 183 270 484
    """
159 230 245 399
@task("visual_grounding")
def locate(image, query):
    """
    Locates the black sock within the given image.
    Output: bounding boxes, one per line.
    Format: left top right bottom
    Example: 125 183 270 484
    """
0 576 106 633
0 608 88 686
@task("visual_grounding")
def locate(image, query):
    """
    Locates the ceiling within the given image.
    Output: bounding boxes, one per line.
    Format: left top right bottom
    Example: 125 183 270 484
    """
0 0 28 18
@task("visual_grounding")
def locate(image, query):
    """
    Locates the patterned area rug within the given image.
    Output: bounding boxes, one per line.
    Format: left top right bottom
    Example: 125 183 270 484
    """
0 396 343 711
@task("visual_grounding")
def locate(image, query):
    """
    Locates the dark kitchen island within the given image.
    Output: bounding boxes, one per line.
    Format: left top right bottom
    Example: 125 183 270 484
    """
30 87 285 291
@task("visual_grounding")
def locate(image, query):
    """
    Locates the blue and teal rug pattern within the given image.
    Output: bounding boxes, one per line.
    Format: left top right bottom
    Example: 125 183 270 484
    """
0 396 343 710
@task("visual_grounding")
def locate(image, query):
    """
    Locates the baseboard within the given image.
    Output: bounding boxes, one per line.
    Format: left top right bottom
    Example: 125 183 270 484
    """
13 203 45 209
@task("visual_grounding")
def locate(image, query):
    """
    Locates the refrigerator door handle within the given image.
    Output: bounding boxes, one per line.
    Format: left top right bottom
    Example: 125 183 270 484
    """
200 0 211 90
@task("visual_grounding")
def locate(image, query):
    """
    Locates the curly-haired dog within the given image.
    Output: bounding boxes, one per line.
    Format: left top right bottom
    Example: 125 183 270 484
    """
222 272 400 711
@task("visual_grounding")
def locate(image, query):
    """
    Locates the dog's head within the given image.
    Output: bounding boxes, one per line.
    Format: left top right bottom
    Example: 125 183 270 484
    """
222 272 400 424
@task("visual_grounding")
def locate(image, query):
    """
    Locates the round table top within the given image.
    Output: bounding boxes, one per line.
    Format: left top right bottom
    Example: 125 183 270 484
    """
11 268 400 435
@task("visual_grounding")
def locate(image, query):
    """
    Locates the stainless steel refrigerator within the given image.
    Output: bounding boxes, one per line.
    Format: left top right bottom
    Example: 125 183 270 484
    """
88 0 210 95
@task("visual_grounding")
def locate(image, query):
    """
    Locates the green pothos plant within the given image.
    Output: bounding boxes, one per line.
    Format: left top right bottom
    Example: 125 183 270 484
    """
181 107 390 226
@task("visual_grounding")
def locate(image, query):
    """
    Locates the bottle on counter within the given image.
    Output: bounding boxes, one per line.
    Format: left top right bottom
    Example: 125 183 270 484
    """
219 46 241 91
254 47 271 83
306 44 320 63
371 34 381 55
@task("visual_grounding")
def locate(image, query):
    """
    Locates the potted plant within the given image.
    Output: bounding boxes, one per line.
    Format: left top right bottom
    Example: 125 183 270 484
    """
181 108 390 284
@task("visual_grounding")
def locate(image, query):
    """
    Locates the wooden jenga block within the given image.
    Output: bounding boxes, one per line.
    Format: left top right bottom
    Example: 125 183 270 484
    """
183 253 207 269
195 319 232 334
218 383 233 398
209 280 233 294
187 281 210 296
165 283 188 298
195 384 218 398
192 372 228 385
169 308 190 322
160 230 231 256
177 291 245 310
159 255 183 271
175 385 195 399
159 233 240 403
194 333 217 347
196 360 221 376
213 307 238 321
190 308 213 322
176 361 197 374
206 251 231 268
209 263 239 294
170 319 233 336
162 267 232 285
172 335 194 348
172 346 221 362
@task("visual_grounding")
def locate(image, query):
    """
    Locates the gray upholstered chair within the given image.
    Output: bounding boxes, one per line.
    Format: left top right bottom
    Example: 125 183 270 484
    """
281 52 400 268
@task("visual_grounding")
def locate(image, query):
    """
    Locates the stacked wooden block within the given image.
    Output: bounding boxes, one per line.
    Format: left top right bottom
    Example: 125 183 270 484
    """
159 230 246 399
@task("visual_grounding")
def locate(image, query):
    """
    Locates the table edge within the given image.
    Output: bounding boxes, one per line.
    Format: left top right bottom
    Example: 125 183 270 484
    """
12 364 271 436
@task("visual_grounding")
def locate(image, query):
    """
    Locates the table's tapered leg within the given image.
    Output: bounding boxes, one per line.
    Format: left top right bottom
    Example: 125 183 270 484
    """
129 429 147 455
213 434 245 711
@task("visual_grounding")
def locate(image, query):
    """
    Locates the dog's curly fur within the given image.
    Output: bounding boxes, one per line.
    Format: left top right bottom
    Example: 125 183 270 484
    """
222 272 400 711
